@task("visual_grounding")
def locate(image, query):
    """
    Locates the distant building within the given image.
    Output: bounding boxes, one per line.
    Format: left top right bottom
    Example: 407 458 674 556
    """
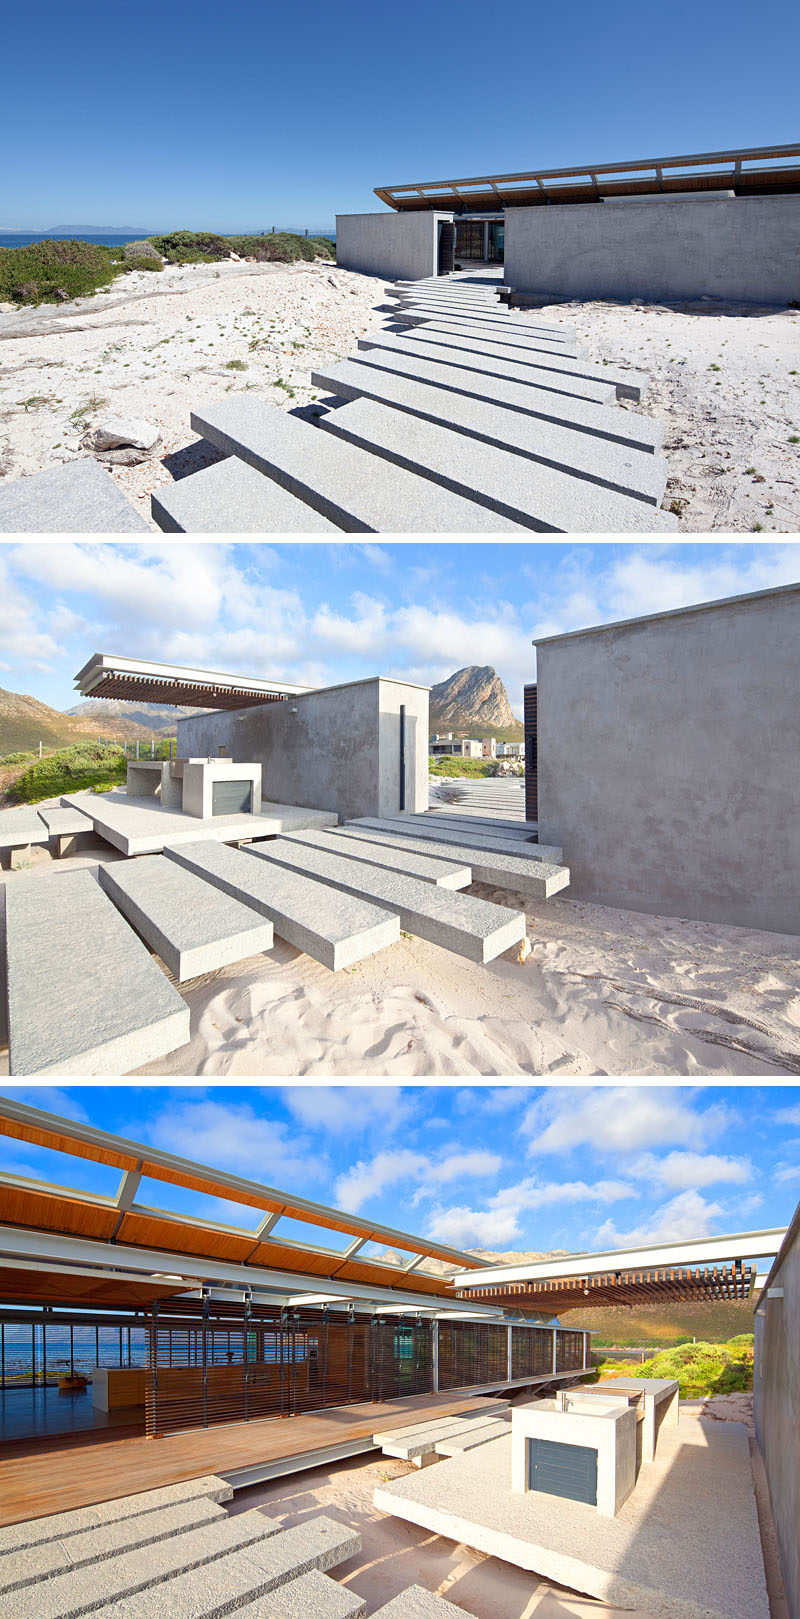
497 741 524 758
429 734 484 759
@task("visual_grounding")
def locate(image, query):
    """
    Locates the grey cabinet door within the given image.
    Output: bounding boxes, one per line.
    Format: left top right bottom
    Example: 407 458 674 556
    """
528 1437 597 1505
211 780 252 815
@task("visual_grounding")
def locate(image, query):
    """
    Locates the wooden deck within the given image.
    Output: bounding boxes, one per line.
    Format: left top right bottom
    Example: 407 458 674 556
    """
0 1391 504 1526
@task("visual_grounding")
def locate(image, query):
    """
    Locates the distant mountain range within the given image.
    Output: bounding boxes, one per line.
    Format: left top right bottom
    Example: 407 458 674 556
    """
430 665 523 740
67 698 208 733
0 688 176 754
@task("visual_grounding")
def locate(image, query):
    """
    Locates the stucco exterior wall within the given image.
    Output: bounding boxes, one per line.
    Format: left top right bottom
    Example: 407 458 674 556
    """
536 583 800 934
336 211 449 280
504 195 800 305
176 677 429 823
754 1207 800 1619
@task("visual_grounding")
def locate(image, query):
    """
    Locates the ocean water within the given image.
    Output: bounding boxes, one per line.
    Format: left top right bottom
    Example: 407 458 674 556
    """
1 231 335 250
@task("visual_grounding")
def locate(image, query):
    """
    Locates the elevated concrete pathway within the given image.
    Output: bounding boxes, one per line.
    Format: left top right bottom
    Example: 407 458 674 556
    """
189 399 531 533
60 791 337 857
244 840 526 963
164 840 399 970
319 397 669 526
0 458 149 533
98 854 275 981
4 868 189 1075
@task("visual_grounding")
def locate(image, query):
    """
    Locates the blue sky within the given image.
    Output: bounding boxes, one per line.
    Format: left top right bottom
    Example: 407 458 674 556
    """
1 1085 798 1255
3 540 800 720
2 0 799 230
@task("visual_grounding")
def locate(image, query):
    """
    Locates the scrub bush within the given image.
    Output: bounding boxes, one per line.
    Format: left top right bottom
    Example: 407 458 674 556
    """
7 742 127 803
0 239 119 306
596 1336 754 1398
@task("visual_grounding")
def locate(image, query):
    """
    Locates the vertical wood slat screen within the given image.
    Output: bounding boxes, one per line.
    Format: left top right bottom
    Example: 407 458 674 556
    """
556 1330 586 1372
370 1319 433 1402
437 1322 508 1390
524 683 538 822
511 1325 554 1379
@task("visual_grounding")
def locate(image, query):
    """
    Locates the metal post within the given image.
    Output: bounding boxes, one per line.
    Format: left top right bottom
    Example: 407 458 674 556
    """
553 1329 558 1375
507 1324 513 1383
70 1323 74 1377
432 1319 439 1394
38 740 42 759
135 740 139 760
202 1293 209 1428
399 705 406 811
150 738 155 759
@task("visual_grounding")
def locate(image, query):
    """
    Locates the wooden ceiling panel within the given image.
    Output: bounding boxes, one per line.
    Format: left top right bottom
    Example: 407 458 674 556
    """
0 1119 135 1173
117 1212 255 1263
0 1267 186 1308
0 1186 117 1240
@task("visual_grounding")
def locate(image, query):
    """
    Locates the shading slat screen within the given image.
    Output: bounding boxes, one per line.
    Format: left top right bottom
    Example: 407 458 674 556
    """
556 1330 586 1372
437 1322 508 1390
524 683 538 822
511 1326 554 1380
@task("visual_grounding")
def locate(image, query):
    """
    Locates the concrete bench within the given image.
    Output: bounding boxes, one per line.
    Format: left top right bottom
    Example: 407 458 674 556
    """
189 398 530 533
0 1498 228 1593
36 805 96 858
318 398 670 527
98 854 275 981
151 454 339 533
4 868 189 1076
164 840 398 970
332 353 662 460
281 829 471 888
0 1476 233 1553
0 459 150 533
348 817 562 862
244 840 526 964
0 806 51 870
336 825 568 901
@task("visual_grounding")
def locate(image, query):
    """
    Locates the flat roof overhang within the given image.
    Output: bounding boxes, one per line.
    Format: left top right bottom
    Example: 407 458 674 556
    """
0 1100 491 1309
457 1263 756 1310
456 1229 786 1290
375 142 800 213
74 653 315 711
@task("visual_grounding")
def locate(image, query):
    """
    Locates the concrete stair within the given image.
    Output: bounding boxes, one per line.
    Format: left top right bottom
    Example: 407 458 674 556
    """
422 813 541 837
434 1419 512 1455
152 454 339 533
349 815 561 860
337 824 568 901
243 839 526 963
0 1497 229 1594
98 853 275 981
378 1411 510 1462
0 805 51 870
163 840 399 970
0 459 150 533
4 868 189 1076
279 829 472 888
35 805 96 858
0 1476 233 1553
316 349 616 411
371 1588 469 1618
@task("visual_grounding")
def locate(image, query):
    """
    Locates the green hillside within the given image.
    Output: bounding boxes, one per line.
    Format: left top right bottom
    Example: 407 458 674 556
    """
559 1298 755 1348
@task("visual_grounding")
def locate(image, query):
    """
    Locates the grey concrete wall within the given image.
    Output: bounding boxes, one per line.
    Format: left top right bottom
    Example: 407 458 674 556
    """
336 211 449 280
505 195 800 305
177 677 429 823
536 583 800 934
755 1206 800 1619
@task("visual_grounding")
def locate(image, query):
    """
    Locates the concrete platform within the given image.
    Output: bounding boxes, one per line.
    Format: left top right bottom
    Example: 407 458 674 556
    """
245 840 526 963
0 458 150 533
190 398 531 532
98 855 275 981
4 868 189 1076
374 1420 769 1619
338 826 568 901
151 454 339 533
60 792 337 857
280 829 472 888
36 805 97 858
319 399 670 530
327 351 663 459
164 840 399 970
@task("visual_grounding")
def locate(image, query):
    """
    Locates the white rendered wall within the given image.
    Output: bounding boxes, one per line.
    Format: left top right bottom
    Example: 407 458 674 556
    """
505 195 800 305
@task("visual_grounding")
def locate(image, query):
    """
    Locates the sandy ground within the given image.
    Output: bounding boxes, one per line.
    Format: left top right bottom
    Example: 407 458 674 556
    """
1 261 799 531
2 821 799 1078
693 1395 789 1619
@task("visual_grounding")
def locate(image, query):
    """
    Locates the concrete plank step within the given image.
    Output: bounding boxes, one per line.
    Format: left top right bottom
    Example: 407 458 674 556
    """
397 313 642 397
376 1404 508 1444
163 840 398 970
5 868 189 1076
435 1420 512 1455
318 398 669 527
334 353 658 462
59 791 336 858
0 806 52 854
0 459 150 533
279 829 472 888
371 1587 464 1618
368 327 582 368
151 454 339 533
244 840 525 963
421 814 540 837
93 1517 362 1619
36 806 95 837
348 817 562 863
189 398 531 533
0 1476 233 1553
337 825 568 900
232 1569 366 1618
389 294 577 337
0 1498 228 1593
381 1416 511 1459
1 1509 284 1619
346 336 638 406
387 307 579 349
98 854 275 981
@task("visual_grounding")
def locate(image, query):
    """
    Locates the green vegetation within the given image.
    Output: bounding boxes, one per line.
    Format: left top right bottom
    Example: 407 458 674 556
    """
0 231 336 307
594 1335 754 1398
6 742 128 803
428 755 497 778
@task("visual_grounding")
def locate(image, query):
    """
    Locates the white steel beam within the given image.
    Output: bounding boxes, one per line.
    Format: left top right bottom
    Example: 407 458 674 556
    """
455 1228 787 1288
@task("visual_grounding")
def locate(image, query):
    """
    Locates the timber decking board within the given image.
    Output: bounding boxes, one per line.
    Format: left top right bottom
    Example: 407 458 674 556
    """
0 1394 504 1527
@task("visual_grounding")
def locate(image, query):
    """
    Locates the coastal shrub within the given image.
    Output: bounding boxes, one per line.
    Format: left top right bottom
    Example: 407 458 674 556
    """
122 240 164 269
7 742 127 804
596 1336 754 1399
0 239 120 306
145 229 334 267
428 755 497 778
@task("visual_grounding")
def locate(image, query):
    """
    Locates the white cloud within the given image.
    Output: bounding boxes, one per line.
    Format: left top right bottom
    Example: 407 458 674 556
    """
0 1086 89 1122
427 1204 522 1249
335 1146 502 1214
630 1150 751 1190
523 1087 731 1156
280 1086 416 1134
426 1176 633 1251
774 1163 800 1184
594 1189 725 1248
140 1098 320 1186
776 1104 800 1126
